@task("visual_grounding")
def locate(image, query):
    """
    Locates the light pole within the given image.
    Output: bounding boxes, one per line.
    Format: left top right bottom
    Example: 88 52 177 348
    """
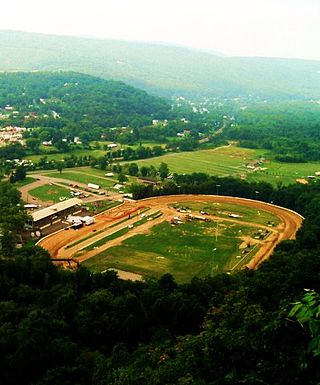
255 190 259 200
216 184 221 195
212 247 217 276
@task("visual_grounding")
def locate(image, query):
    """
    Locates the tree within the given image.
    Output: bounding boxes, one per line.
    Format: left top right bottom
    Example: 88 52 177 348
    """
128 163 139 176
140 166 149 177
56 162 64 174
14 165 26 182
25 137 41 153
289 289 320 357
159 162 169 180
118 173 128 183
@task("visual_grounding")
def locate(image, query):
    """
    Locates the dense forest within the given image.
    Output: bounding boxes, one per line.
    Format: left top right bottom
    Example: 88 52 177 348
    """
0 71 170 133
0 30 320 99
223 101 320 161
0 178 319 385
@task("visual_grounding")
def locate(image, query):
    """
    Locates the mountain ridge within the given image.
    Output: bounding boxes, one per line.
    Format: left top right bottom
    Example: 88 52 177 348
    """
1 30 320 99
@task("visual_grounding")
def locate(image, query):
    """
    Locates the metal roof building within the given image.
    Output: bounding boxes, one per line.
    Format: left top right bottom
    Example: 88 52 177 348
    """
31 198 82 226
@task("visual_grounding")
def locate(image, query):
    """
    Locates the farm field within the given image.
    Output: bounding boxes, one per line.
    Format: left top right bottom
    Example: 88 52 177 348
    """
83 220 261 283
29 184 71 203
133 145 320 186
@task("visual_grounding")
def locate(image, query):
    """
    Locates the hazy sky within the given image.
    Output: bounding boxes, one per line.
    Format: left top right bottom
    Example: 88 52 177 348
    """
2 0 319 60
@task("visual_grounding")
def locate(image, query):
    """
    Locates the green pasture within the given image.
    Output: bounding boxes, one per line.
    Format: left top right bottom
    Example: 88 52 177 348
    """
71 166 138 184
26 148 107 163
246 161 320 186
44 171 116 190
29 184 71 203
134 146 253 176
133 146 320 186
25 140 166 163
83 220 259 283
173 201 281 226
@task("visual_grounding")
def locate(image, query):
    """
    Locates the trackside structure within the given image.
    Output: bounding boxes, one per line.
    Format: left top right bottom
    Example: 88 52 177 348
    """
29 198 82 229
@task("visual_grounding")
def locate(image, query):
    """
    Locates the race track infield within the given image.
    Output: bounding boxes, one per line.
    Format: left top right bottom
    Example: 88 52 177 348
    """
37 195 303 279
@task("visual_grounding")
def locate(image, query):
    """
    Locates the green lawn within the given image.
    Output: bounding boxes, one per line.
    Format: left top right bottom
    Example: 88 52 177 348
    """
83 220 259 283
26 148 108 163
25 141 166 163
44 171 116 190
13 177 37 188
29 145 320 187
173 201 281 226
133 146 320 186
29 184 71 203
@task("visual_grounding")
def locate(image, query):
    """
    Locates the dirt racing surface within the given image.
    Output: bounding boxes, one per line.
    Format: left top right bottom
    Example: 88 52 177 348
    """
38 194 303 272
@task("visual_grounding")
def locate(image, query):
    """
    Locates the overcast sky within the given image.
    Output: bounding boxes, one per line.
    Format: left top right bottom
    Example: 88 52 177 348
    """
1 0 319 60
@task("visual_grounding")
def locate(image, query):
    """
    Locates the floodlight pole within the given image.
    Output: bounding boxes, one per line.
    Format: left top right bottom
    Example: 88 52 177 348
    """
215 221 219 242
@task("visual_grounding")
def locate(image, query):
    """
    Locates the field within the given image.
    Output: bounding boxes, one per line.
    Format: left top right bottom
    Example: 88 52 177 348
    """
13 177 37 188
25 141 166 162
83 220 261 282
26 148 108 163
174 201 281 226
43 171 116 190
29 184 71 203
38 195 302 283
133 146 320 186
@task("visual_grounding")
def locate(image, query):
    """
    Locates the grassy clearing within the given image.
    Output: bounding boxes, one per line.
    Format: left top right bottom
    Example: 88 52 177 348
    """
83 220 259 283
25 141 166 163
44 171 116 189
26 148 107 162
13 177 37 188
173 201 280 226
133 145 320 186
134 146 252 176
29 184 71 203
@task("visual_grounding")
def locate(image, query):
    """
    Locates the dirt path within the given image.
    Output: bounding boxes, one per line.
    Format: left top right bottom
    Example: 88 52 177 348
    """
37 194 303 271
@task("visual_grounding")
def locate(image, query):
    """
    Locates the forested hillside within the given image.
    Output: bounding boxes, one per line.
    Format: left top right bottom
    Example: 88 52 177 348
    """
1 30 320 99
0 71 170 129
223 101 320 161
0 178 319 385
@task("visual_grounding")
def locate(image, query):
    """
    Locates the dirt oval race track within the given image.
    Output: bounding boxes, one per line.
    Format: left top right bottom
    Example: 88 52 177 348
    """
38 194 304 271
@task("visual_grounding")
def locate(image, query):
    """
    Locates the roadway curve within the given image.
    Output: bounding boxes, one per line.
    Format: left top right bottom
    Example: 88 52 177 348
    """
38 194 303 271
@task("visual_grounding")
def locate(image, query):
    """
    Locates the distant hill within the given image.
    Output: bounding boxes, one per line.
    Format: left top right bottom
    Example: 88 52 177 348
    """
0 71 171 129
0 30 320 99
